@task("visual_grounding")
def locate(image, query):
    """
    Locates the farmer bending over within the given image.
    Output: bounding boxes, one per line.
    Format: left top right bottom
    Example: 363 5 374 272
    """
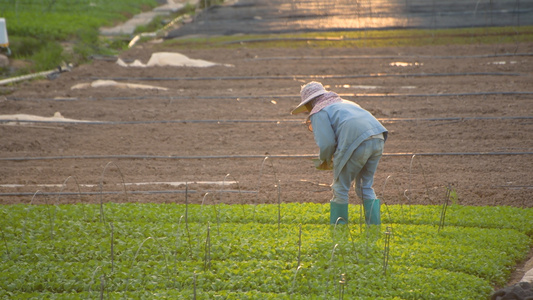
291 81 388 225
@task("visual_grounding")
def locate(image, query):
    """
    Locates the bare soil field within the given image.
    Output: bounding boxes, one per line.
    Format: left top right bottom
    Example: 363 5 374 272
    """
1 42 532 208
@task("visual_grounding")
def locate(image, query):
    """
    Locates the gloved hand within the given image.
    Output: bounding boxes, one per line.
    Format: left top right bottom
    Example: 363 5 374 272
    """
313 158 333 170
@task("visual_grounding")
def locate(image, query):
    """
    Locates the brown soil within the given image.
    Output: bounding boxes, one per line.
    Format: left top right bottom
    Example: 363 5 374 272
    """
1 42 532 283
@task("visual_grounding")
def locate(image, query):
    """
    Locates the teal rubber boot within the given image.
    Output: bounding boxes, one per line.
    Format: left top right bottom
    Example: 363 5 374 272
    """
330 202 348 225
363 199 381 225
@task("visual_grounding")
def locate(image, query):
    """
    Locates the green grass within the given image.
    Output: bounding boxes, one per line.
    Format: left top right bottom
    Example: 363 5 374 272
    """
1 203 531 299
1 0 159 75
2 0 158 39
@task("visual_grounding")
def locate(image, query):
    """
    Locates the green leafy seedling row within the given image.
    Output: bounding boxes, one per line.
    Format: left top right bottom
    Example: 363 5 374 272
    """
1 203 531 299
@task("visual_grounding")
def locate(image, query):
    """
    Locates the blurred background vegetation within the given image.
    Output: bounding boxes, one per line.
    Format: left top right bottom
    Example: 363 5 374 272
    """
0 0 199 78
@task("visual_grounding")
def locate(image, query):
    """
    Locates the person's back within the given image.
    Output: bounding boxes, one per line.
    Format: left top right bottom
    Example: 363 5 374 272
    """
311 100 387 183
319 100 387 146
292 81 388 225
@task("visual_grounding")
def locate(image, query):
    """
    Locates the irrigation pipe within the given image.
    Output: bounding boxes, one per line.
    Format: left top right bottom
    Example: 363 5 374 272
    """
1 116 532 126
222 37 362 45
92 72 522 82
348 91 533 98
219 31 533 45
0 189 256 197
248 53 533 61
1 152 532 162
127 11 190 48
0 65 72 86
7 91 533 103
0 119 301 125
382 116 533 122
0 69 60 86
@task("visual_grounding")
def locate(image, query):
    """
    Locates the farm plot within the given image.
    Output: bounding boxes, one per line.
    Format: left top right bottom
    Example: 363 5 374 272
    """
1 203 532 299
1 40 532 294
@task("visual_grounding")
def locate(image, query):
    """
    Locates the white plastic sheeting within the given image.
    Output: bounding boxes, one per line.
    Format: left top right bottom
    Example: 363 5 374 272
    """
0 112 93 124
116 52 234 68
71 79 168 90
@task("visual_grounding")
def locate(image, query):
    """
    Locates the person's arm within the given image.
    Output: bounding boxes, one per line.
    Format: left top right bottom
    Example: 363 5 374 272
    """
310 112 336 167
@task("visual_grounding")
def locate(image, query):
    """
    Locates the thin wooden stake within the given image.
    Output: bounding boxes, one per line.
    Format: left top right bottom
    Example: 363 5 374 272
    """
100 274 105 300
439 186 452 232
297 224 302 267
109 222 114 273
277 181 281 231
204 223 211 271
383 226 392 275
193 273 197 300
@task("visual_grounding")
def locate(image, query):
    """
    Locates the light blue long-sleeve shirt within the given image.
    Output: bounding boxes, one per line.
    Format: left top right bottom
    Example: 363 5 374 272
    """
310 100 388 181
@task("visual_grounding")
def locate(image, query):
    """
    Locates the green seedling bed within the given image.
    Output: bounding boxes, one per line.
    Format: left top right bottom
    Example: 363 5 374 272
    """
1 203 531 299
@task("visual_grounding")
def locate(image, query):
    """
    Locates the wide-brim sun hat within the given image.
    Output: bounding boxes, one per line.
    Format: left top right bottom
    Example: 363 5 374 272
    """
291 81 328 115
